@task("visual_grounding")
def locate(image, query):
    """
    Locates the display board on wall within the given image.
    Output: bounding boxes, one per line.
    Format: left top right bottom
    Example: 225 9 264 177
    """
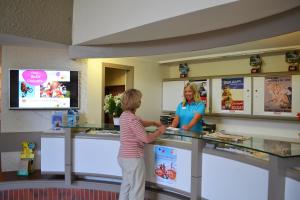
212 77 252 114
162 80 186 111
253 75 300 117
162 80 209 112
163 74 300 119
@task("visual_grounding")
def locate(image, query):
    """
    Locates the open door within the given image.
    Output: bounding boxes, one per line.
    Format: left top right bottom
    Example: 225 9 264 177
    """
103 63 134 124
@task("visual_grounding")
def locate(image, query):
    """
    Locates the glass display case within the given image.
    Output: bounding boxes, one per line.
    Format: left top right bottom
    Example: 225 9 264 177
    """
61 123 300 158
57 123 300 200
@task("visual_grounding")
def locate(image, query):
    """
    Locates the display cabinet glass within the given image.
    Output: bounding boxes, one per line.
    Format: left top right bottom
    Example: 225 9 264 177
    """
60 123 300 158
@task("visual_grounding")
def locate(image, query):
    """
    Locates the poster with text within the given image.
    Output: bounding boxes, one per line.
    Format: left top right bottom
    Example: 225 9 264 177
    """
264 76 292 112
154 146 177 185
221 77 244 110
191 80 208 108
18 70 71 108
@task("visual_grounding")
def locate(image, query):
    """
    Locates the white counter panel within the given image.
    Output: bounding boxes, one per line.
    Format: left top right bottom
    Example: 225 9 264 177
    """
41 137 65 172
145 144 192 193
73 138 122 176
285 177 300 200
202 153 268 200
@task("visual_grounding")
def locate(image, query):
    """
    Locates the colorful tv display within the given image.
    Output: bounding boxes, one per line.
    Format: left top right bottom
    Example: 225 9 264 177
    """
10 69 79 109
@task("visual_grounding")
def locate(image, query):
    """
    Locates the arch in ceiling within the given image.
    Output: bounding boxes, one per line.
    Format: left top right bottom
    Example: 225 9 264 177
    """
69 6 300 59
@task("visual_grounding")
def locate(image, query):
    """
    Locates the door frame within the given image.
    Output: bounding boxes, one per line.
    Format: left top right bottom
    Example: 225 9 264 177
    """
101 62 134 124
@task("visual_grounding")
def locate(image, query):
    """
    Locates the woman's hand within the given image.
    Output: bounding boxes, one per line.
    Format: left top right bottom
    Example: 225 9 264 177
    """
171 115 179 128
182 125 190 130
183 113 202 131
158 125 166 134
153 121 162 127
141 120 161 127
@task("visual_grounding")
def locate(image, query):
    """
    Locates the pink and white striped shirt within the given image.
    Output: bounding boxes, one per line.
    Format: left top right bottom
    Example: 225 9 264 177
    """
118 111 157 158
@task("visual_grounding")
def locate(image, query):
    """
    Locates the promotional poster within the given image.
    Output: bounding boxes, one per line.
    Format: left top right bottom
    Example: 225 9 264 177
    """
154 146 177 185
51 111 63 130
18 70 71 108
221 77 244 111
191 80 208 108
264 76 292 113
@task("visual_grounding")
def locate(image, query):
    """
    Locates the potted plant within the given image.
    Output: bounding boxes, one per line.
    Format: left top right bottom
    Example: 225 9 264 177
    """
103 93 123 126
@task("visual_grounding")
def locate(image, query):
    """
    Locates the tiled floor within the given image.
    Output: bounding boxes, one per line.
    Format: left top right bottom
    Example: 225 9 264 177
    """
0 171 119 200
0 188 118 200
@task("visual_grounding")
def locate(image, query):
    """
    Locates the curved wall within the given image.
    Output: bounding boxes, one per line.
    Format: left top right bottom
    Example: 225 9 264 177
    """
70 6 300 58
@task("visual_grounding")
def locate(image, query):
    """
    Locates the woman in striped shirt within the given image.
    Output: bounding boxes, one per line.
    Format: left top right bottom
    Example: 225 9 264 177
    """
118 89 166 200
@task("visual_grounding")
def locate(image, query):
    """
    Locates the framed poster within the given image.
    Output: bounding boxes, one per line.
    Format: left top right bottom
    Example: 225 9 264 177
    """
264 76 292 113
253 75 300 117
190 79 210 113
212 77 251 114
221 77 244 111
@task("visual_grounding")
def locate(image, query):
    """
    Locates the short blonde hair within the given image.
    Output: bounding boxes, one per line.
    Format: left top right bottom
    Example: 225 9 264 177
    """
121 89 142 111
182 82 200 106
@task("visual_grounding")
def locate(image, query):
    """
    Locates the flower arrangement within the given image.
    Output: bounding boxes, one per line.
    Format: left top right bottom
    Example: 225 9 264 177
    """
103 93 123 118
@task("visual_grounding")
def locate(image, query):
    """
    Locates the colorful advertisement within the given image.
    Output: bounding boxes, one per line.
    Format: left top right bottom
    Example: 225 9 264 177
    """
51 111 63 130
191 80 208 108
264 76 292 113
19 70 71 108
154 146 177 184
221 77 244 111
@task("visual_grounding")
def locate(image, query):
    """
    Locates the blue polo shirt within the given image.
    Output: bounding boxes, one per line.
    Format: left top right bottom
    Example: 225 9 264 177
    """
175 101 205 132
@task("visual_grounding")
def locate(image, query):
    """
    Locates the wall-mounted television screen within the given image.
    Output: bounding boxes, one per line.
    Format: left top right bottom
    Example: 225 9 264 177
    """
9 69 79 109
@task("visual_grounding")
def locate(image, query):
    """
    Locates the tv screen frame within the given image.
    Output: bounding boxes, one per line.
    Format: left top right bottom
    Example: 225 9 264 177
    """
9 68 80 110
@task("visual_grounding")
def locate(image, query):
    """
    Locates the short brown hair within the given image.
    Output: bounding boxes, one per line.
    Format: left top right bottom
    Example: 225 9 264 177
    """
121 89 142 111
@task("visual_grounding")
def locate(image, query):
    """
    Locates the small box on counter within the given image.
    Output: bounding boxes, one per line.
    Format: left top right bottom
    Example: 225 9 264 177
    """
63 109 79 126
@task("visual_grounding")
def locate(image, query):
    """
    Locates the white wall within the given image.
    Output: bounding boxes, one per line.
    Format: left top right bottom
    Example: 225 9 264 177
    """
85 59 102 125
161 53 300 139
1 45 87 133
85 58 162 124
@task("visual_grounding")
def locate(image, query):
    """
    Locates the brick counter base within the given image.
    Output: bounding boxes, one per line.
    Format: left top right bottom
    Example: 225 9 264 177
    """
0 188 119 200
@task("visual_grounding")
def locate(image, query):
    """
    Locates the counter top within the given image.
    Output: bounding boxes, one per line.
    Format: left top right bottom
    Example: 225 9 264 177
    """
55 123 300 158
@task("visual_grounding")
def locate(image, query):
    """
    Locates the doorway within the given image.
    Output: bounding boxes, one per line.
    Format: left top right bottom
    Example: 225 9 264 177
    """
102 63 134 124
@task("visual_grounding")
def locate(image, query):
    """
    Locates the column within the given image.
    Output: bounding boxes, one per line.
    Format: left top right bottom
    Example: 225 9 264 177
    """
64 128 72 185
190 138 205 200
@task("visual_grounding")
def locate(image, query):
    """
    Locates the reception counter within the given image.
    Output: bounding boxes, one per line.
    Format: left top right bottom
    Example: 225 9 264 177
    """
41 124 300 200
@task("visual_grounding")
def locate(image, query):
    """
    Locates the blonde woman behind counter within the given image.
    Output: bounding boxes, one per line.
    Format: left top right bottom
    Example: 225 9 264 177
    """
171 82 205 132
118 89 166 200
